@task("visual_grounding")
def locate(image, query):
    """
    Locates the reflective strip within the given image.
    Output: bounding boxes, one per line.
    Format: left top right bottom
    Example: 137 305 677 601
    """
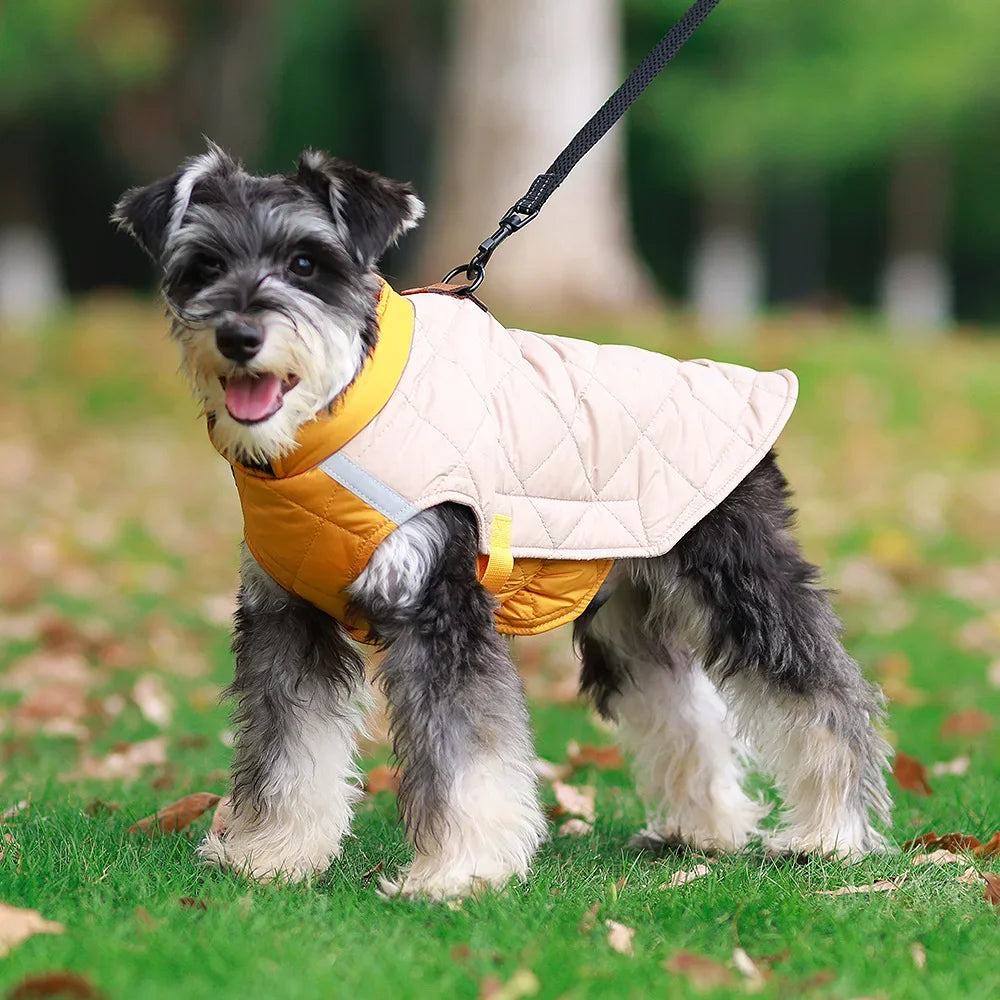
318 452 419 525
480 514 514 594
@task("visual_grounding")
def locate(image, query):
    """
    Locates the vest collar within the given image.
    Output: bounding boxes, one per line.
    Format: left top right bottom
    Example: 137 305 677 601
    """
217 280 415 479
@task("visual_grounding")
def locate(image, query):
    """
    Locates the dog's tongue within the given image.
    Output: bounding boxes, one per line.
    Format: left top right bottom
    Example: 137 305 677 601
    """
225 374 282 422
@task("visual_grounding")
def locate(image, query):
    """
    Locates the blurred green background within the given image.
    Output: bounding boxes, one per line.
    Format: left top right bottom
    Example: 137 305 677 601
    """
1 0 998 330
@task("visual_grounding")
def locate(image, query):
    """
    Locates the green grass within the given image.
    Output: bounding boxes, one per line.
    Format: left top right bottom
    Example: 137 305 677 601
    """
2 301 1000 998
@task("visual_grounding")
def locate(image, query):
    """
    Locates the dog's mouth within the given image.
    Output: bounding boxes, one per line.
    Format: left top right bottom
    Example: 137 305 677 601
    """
220 373 300 424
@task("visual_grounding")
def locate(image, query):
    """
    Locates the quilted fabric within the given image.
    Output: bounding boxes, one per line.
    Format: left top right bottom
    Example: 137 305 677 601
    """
339 288 798 561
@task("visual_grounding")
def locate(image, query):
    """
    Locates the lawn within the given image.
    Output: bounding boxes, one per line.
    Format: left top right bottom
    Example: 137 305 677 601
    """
2 297 1000 999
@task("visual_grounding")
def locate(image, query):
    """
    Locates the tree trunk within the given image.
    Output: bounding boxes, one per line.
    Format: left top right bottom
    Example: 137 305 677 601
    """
413 0 655 317
880 142 952 336
690 175 762 339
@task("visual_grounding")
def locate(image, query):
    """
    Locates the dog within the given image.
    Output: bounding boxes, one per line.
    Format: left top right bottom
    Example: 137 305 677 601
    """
113 143 892 899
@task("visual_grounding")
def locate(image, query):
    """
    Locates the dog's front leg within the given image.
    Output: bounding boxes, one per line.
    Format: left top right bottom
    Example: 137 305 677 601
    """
199 545 368 882
352 506 547 901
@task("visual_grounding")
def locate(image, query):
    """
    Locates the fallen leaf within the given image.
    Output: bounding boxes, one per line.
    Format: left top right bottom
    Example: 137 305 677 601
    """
478 968 539 1000
893 752 932 796
531 758 572 783
178 897 208 910
550 781 596 823
82 800 119 816
664 951 735 991
69 737 168 781
910 943 927 971
0 903 64 958
929 755 971 777
557 818 593 838
660 863 713 889
132 674 173 728
904 831 1000 858
731 948 766 992
5 970 103 999
365 764 400 795
940 709 993 739
210 795 234 835
956 866 983 886
988 660 1000 689
578 902 600 934
912 849 968 866
816 878 903 896
876 652 925 706
1 799 29 822
983 873 1000 907
567 741 624 771
128 792 221 835
605 920 635 957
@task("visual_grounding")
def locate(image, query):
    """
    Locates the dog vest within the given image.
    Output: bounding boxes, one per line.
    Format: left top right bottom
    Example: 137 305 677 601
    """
214 282 797 641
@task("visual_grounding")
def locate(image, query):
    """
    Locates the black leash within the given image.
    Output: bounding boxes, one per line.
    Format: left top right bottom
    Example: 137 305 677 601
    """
442 0 723 294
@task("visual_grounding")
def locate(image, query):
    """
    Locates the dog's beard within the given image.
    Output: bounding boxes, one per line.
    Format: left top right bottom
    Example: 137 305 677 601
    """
175 299 367 466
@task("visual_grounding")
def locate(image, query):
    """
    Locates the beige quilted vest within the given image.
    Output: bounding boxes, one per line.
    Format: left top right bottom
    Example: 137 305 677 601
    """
332 286 798 562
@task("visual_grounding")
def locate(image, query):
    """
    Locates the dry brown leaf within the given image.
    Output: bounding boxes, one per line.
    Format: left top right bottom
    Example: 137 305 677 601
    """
956 866 983 886
816 878 903 896
210 795 234 835
983 873 1000 907
929 755 970 777
912 849 967 866
557 818 593 838
69 737 168 781
660 863 713 889
605 919 635 957
178 897 208 911
664 951 735 991
876 652 925 706
365 764 400 795
566 741 625 771
550 781 596 823
127 792 221 835
478 968 539 1000
5 970 103 999
577 902 601 934
132 674 173 728
904 831 1000 857
12 682 90 739
988 659 1000 689
1 799 28 822
910 942 927 971
893 752 932 796
940 709 993 739
0 903 65 958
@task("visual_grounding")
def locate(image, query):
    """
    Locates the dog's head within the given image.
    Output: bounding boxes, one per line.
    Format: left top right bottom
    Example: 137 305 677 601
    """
113 143 423 464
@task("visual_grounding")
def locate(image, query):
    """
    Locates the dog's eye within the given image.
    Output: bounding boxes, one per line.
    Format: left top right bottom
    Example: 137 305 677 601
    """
288 253 315 278
193 255 225 280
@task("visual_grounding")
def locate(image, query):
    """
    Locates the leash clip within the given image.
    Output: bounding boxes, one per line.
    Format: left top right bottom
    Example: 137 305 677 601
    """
442 204 539 294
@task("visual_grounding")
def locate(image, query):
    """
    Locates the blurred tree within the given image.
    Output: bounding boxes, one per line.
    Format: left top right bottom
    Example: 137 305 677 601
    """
0 0 173 319
414 0 656 316
628 0 1000 334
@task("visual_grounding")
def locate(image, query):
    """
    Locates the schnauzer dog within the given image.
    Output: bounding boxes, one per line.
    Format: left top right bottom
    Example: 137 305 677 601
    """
113 144 891 899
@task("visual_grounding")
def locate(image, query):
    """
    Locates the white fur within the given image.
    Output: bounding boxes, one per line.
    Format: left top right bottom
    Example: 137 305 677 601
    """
349 510 449 611
199 680 372 881
177 293 365 465
380 749 546 900
723 675 886 858
167 144 234 244
610 655 767 851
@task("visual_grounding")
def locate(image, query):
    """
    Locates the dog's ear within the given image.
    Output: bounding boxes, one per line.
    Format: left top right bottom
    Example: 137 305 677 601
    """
112 173 181 261
295 151 424 267
113 142 240 261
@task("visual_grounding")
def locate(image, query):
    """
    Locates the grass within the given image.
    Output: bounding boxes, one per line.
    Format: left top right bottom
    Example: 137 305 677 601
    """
2 298 1000 999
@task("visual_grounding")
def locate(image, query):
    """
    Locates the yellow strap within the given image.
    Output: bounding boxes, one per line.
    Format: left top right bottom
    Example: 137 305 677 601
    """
479 514 514 594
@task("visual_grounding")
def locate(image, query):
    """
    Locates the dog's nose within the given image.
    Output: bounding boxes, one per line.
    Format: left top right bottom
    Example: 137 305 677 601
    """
216 320 264 363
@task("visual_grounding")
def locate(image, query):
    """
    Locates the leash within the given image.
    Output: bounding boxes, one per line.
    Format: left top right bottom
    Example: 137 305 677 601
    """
442 0 723 294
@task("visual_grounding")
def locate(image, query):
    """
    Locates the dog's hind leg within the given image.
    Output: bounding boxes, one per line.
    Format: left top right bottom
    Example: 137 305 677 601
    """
352 505 546 900
198 545 368 881
630 452 893 857
577 585 766 852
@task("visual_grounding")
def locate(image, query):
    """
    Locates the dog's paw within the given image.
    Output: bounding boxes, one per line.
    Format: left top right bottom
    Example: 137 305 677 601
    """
764 826 887 861
377 863 520 902
198 828 342 883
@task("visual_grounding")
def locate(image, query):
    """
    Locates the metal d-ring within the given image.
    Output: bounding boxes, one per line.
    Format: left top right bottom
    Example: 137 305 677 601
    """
442 260 486 294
